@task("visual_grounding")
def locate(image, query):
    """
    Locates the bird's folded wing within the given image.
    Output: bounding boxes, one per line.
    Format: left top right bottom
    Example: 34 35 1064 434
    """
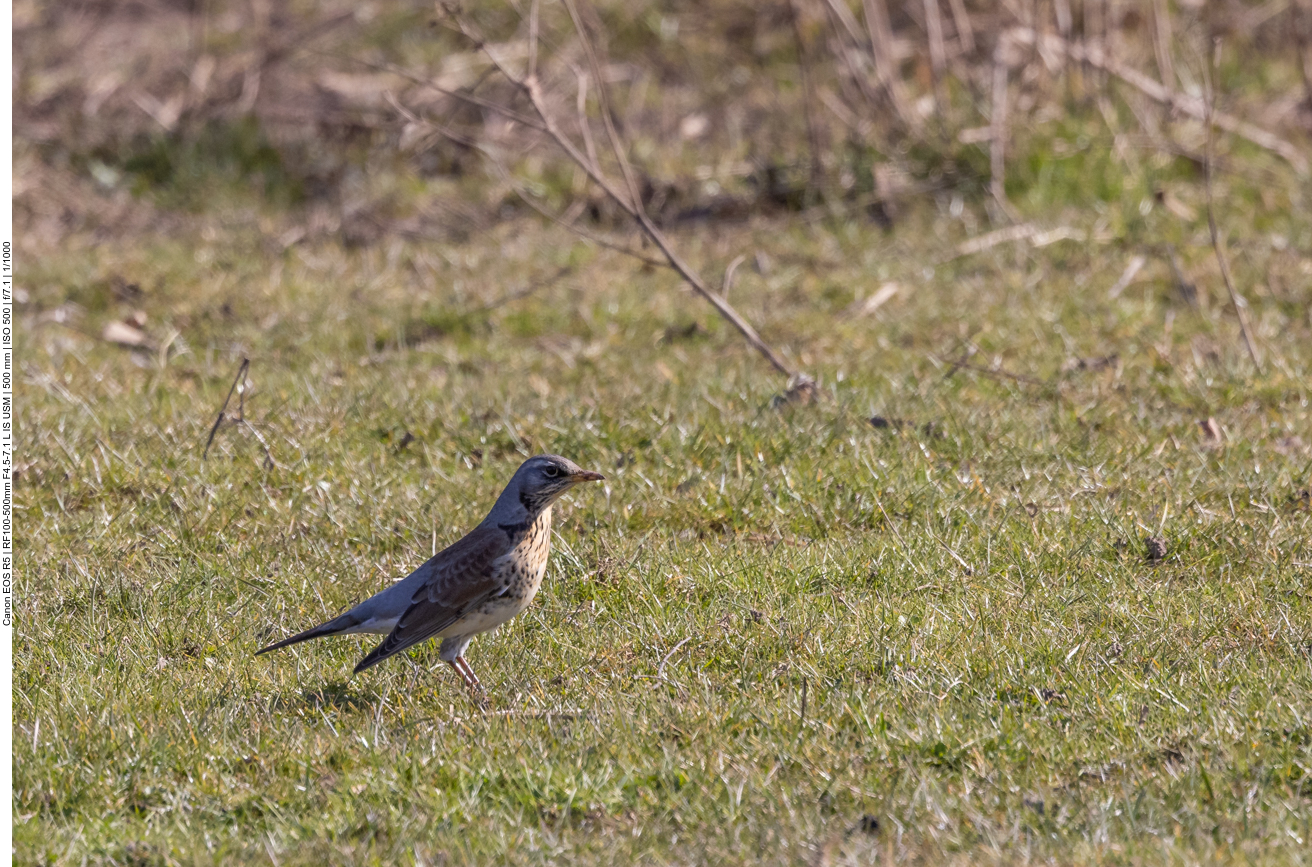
354 525 509 671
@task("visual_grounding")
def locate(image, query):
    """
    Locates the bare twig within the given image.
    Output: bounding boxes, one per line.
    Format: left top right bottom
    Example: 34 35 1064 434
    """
989 40 1021 221
1054 0 1073 42
389 90 671 268
357 57 547 132
447 0 802 381
467 265 574 314
1202 39 1262 372
931 354 1046 386
789 0 826 190
202 358 276 468
571 66 600 170
923 0 947 109
1151 0 1175 94
940 332 979 380
947 0 975 55
526 0 541 82
822 0 865 45
1006 28 1309 174
203 358 250 459
951 223 1084 258
820 0 887 126
863 0 920 130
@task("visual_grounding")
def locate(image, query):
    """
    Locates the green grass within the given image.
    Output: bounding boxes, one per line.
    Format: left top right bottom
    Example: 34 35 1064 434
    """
15 160 1312 866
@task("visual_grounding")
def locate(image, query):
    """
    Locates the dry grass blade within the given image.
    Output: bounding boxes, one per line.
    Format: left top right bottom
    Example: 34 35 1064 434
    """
787 0 826 191
862 0 920 131
1202 39 1262 372
1107 255 1147 299
990 41 1020 222
1152 0 1176 93
947 0 974 54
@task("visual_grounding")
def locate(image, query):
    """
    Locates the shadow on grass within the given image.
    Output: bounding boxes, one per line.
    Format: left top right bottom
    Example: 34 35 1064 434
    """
269 681 378 714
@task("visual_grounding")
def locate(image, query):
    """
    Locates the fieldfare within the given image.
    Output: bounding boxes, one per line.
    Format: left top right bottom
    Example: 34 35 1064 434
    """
257 454 604 688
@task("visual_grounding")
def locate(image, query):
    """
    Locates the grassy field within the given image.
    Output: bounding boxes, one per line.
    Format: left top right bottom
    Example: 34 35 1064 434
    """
13 2 1312 860
16 175 1312 863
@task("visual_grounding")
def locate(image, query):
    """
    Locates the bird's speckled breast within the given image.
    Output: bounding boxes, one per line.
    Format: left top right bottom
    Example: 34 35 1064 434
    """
465 506 554 633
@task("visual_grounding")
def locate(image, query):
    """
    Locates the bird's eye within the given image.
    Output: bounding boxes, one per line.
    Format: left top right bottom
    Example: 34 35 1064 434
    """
544 465 560 478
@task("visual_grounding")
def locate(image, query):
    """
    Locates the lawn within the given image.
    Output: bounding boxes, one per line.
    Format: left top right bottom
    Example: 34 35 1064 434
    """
15 180 1312 863
12 2 1312 861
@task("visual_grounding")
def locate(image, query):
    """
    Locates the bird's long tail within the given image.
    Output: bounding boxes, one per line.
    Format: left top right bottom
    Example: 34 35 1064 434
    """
255 612 361 655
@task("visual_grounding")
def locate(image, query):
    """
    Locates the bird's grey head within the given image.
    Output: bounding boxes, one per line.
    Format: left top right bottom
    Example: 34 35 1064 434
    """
507 454 605 515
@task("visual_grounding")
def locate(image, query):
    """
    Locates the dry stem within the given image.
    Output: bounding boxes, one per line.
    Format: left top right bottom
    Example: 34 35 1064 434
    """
449 1 802 382
1202 39 1262 372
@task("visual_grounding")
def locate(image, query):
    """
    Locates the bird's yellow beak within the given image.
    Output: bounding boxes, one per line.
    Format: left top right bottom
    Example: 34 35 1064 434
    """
570 470 606 483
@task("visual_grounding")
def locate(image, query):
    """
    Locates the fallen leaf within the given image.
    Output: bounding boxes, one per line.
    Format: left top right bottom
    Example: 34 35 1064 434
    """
101 320 151 348
1199 417 1222 445
852 282 901 315
1156 188 1197 222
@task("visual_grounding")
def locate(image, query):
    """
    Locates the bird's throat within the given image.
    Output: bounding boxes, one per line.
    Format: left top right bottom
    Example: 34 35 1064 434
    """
497 504 552 545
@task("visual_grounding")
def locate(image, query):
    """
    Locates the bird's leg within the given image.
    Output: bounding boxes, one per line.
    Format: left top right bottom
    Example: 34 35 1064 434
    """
445 659 466 686
455 656 483 692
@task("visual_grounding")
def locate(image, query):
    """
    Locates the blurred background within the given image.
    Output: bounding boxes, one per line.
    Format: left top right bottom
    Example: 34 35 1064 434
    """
15 0 1310 265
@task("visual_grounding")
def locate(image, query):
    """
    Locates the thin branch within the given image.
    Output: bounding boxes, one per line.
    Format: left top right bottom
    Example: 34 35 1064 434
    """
946 0 974 54
1007 28 1309 174
348 56 547 132
788 0 826 190
560 0 645 213
923 0 947 109
656 637 692 682
394 89 671 268
1202 39 1262 372
863 0 920 130
467 264 574 315
819 0 887 127
931 354 1046 386
526 0 541 82
494 163 669 268
456 0 799 380
990 40 1021 222
1151 0 1175 94
202 358 276 468
203 358 249 459
571 65 601 171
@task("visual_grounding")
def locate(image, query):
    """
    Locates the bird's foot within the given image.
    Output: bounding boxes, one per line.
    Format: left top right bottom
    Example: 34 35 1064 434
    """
448 657 485 696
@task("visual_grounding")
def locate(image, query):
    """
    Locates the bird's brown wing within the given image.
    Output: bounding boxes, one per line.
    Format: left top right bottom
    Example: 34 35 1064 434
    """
353 525 509 672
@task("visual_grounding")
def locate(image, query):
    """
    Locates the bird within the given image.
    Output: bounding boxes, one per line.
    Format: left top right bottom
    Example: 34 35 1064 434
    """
256 454 604 689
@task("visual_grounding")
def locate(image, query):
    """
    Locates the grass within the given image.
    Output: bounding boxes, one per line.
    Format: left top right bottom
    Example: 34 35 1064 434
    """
15 116 1312 864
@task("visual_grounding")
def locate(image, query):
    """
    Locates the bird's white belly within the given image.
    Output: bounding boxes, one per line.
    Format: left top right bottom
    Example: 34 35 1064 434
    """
441 554 547 638
439 603 516 637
